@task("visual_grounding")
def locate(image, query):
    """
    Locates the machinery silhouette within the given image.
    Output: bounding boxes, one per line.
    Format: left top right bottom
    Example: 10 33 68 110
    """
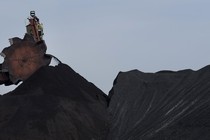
0 11 60 86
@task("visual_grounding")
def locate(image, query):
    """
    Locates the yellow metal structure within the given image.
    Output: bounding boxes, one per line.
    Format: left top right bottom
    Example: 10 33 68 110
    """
26 11 44 42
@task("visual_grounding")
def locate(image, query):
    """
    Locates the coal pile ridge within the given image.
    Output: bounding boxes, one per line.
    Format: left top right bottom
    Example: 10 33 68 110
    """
0 63 109 140
108 65 210 140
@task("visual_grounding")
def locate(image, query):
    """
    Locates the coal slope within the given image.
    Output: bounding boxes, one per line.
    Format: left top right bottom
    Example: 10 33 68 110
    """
108 65 210 140
0 63 109 140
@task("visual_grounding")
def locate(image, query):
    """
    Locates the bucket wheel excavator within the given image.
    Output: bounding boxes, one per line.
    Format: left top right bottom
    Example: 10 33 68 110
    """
0 11 60 86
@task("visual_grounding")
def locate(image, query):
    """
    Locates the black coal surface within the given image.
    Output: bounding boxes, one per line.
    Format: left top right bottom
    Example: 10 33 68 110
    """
1 63 210 140
0 63 109 140
108 66 210 140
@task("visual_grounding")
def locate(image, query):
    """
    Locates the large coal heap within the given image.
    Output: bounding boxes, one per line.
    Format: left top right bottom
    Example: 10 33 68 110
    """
108 65 210 140
1 63 210 140
0 63 109 140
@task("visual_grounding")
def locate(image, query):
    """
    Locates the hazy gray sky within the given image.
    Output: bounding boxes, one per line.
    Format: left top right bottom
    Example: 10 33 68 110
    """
1 0 210 94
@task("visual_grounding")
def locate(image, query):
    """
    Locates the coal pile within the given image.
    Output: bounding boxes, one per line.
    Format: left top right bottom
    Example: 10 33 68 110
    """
108 65 210 140
0 63 109 140
1 63 210 140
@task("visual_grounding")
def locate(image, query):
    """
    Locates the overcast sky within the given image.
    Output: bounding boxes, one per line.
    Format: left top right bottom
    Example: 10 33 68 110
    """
1 0 210 94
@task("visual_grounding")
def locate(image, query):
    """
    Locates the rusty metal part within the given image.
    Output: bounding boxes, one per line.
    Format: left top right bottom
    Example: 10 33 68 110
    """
0 11 59 86
26 11 44 42
0 34 50 85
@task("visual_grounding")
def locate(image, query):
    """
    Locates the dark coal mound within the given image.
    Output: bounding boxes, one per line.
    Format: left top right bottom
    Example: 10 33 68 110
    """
0 64 109 140
1 63 210 140
108 66 210 140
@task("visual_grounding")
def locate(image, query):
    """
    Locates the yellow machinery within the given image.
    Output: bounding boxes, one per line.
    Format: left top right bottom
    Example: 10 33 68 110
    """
26 11 44 42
